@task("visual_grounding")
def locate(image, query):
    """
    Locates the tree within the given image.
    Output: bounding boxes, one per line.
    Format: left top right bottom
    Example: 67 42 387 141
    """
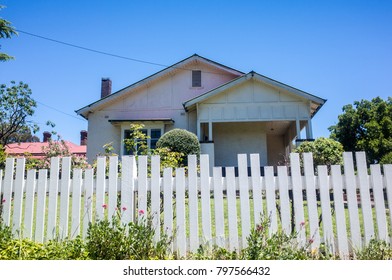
0 5 17 61
293 137 344 168
0 81 38 147
329 97 392 164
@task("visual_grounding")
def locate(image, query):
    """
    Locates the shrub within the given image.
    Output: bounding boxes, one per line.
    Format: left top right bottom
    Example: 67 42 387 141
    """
86 211 172 260
380 152 392 164
294 137 344 167
156 129 200 164
355 239 392 260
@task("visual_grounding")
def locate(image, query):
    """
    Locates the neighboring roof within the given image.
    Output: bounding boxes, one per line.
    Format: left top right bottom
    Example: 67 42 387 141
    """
5 141 86 158
183 71 327 117
75 54 244 119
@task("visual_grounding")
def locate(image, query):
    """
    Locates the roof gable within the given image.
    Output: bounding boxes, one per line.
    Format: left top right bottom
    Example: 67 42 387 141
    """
183 71 326 117
76 54 244 118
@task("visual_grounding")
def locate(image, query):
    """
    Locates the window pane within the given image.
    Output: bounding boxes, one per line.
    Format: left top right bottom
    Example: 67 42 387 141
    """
151 129 161 139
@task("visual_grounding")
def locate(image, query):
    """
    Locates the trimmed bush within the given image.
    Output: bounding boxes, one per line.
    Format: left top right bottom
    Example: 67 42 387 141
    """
156 129 200 163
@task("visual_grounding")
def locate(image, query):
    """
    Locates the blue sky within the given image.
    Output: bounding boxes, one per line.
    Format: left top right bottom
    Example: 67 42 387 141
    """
1 0 391 146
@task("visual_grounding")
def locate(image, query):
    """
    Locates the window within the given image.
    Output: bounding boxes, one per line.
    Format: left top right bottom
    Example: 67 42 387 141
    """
123 128 161 155
192 70 202 87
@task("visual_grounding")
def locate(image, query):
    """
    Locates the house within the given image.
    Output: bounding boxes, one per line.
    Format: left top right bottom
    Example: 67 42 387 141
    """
5 131 87 159
76 54 326 167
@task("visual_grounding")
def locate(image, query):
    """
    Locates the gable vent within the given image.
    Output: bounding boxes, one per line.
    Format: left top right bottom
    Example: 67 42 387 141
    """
192 70 201 87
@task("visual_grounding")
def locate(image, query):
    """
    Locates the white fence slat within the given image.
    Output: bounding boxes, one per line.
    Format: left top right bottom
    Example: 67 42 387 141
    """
83 168 94 239
151 155 161 242
121 156 136 224
138 155 148 222
47 157 60 240
277 166 291 234
250 154 263 225
71 169 82 239
12 158 25 234
176 168 186 257
318 166 334 253
290 153 306 245
163 167 173 251
95 157 106 221
0 170 2 199
303 153 320 248
226 167 239 251
356 152 374 244
35 169 47 243
200 154 212 243
238 154 251 247
265 166 278 235
331 165 349 258
384 165 392 233
370 164 388 241
23 169 36 239
3 158 15 226
213 167 225 248
59 157 71 238
343 152 362 249
108 156 118 220
188 155 199 252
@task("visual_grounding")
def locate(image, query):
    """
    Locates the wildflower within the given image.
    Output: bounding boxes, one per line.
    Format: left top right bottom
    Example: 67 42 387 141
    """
300 221 306 227
1 198 5 203
138 209 145 215
115 207 118 211
102 204 107 209
122 206 127 211
256 224 264 233
309 238 314 244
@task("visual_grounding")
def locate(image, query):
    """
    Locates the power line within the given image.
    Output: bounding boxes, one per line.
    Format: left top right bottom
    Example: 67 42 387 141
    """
36 100 85 121
16 29 169 68
16 29 236 75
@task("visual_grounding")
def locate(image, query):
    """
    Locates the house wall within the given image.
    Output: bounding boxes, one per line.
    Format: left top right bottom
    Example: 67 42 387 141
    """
86 62 238 160
267 134 286 166
213 122 268 167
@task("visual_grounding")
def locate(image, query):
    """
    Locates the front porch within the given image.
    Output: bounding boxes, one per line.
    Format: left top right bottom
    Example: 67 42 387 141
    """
198 120 314 167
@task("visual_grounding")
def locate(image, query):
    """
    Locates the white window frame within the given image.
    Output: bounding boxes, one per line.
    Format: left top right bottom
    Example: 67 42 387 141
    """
121 123 164 155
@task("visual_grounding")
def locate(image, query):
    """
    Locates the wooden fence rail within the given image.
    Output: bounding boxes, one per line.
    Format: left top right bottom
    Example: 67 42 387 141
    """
1 152 392 258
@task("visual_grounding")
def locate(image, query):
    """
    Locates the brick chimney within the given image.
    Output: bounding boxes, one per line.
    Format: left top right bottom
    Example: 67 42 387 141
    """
43 131 51 142
80 130 88 146
101 78 112 99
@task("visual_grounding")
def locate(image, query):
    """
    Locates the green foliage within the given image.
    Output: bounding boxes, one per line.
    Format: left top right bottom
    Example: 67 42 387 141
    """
0 5 17 61
151 147 184 170
0 81 38 146
123 123 149 155
380 152 392 165
86 211 172 260
329 97 392 164
0 144 6 169
156 128 200 164
355 239 392 260
293 137 344 167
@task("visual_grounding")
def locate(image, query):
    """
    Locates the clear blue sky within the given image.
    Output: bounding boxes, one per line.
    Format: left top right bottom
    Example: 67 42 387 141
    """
1 0 391 145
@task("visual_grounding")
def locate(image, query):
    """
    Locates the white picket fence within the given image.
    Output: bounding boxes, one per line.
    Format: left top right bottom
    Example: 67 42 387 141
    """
1 152 392 258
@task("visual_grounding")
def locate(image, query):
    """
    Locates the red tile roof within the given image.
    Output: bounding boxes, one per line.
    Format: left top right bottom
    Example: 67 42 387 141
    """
5 141 86 159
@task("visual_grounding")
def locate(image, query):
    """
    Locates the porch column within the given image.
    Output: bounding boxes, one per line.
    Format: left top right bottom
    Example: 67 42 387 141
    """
197 120 201 141
296 118 301 140
208 121 213 141
306 118 313 139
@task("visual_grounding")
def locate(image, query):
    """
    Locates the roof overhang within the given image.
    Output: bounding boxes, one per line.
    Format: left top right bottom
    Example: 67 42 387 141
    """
108 119 175 126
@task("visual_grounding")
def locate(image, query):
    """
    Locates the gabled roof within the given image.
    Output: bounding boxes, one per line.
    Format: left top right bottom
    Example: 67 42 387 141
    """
75 54 244 119
183 71 327 117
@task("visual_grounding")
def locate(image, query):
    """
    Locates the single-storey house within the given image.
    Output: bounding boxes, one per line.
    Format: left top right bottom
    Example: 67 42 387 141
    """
76 54 326 167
